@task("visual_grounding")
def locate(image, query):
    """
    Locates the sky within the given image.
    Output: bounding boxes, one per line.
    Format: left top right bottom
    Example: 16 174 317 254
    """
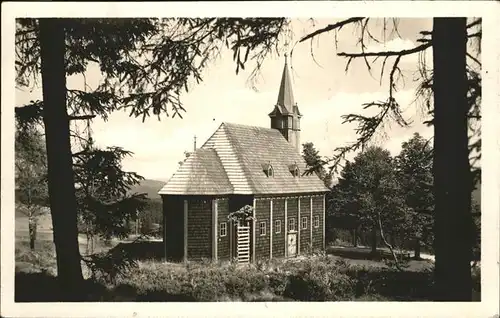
15 18 435 182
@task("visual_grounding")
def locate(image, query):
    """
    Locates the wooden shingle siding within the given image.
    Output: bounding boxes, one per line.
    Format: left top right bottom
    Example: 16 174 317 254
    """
255 199 271 259
201 124 253 194
187 199 212 260
271 197 285 258
162 196 184 262
299 197 311 253
216 198 230 260
287 198 298 230
312 195 324 250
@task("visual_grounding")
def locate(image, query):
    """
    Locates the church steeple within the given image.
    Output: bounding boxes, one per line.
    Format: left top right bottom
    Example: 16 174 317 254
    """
269 55 302 152
276 53 295 113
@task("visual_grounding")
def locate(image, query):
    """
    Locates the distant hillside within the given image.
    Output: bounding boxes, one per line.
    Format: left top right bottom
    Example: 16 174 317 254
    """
130 179 165 201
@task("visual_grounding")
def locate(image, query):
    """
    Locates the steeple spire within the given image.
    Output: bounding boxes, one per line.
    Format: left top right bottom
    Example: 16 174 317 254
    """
276 53 295 114
269 56 302 152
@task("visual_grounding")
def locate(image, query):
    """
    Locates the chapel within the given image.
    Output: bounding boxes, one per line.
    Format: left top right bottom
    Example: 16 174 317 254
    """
158 56 329 263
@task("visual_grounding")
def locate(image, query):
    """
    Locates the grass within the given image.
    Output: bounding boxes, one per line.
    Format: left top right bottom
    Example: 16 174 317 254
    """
14 231 481 302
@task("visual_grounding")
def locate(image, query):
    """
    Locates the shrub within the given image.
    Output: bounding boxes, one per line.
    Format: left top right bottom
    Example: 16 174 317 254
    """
267 271 289 296
224 269 268 299
283 260 356 301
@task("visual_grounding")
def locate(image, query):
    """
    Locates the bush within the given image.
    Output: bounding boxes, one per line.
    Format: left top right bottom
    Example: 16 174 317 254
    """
16 240 461 302
284 261 356 301
345 265 435 300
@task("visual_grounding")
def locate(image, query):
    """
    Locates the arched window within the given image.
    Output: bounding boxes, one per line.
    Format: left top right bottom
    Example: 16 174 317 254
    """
289 163 300 177
262 162 274 177
268 166 274 177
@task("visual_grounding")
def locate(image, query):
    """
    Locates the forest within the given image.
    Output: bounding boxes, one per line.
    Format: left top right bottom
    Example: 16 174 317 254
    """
13 17 482 302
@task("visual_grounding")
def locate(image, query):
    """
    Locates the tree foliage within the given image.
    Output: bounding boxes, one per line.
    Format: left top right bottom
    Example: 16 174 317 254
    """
15 18 288 294
293 18 481 179
15 18 289 124
394 133 434 253
302 142 332 188
15 124 49 250
15 126 48 209
294 17 480 300
73 139 148 249
330 147 408 258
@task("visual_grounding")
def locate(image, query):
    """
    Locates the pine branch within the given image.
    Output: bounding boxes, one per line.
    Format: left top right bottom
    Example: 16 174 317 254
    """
338 42 431 59
68 115 97 121
299 18 364 43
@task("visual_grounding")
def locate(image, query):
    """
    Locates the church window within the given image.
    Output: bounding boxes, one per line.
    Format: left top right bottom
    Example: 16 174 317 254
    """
314 215 320 228
220 222 227 237
262 162 274 177
259 221 267 236
289 163 300 177
301 217 308 230
275 219 282 234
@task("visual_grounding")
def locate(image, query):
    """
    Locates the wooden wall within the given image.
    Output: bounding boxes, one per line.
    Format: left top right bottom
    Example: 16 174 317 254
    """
312 195 324 250
299 197 311 253
272 198 286 258
255 199 271 259
162 193 325 262
162 195 184 262
217 197 230 260
187 198 212 260
253 194 325 260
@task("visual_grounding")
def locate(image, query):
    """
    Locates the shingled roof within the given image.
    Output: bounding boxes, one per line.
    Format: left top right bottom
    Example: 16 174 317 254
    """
158 148 233 195
158 122 329 196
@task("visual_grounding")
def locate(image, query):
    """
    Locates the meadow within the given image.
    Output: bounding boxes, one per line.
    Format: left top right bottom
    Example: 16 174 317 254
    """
14 219 482 302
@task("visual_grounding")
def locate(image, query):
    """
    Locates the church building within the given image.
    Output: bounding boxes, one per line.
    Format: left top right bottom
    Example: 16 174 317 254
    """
158 57 329 263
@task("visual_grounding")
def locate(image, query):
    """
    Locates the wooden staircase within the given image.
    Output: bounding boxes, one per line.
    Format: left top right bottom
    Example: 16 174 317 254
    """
236 224 251 264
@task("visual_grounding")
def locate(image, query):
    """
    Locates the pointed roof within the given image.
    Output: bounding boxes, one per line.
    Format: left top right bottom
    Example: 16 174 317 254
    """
159 122 329 196
276 55 295 114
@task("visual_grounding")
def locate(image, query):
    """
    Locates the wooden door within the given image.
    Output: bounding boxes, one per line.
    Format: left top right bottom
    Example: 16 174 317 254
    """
287 231 297 257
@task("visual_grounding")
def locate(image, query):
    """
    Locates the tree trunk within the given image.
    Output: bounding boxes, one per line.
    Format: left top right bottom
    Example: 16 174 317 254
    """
370 226 377 255
414 238 421 260
352 228 358 247
29 218 36 250
432 18 472 301
39 19 84 300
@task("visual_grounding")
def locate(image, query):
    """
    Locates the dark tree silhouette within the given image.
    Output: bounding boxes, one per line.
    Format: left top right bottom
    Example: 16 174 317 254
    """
432 18 472 301
15 18 288 299
294 17 480 300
